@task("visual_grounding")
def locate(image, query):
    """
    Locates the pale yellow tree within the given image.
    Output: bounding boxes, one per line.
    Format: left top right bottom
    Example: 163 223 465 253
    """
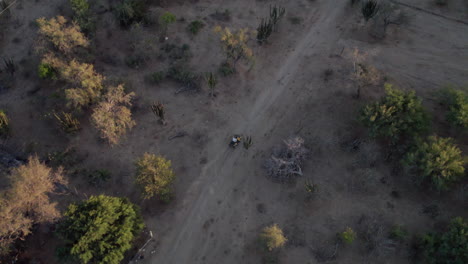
36 16 89 54
91 85 135 145
259 224 287 251
0 156 65 255
214 26 254 65
42 54 104 108
135 153 175 202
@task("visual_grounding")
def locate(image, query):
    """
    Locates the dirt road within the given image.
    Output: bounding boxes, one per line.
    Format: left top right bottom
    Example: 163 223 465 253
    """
143 1 348 263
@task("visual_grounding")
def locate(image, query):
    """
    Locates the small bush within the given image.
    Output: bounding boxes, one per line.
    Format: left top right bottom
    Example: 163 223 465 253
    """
146 71 165 84
70 0 95 34
135 153 175 202
0 110 9 138
259 224 287 251
340 227 357 244
389 225 408 241
187 20 204 35
404 136 465 191
114 0 147 27
38 63 57 79
438 87 468 129
88 169 111 186
218 61 236 76
167 64 199 89
53 111 80 133
360 83 429 143
422 217 467 264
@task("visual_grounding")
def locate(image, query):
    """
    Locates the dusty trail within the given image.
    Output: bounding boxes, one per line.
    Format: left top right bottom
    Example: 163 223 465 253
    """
144 1 347 263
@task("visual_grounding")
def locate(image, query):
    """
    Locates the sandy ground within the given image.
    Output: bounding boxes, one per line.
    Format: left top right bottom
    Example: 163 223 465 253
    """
0 0 467 263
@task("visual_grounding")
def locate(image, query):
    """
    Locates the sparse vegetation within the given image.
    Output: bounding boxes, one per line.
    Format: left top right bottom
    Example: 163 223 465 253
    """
135 153 175 202
159 12 176 38
256 6 285 44
91 85 135 145
53 111 81 133
87 169 111 186
360 84 430 143
389 225 408 241
421 217 467 264
243 135 253 149
3 58 15 76
114 0 147 27
205 72 217 97
404 136 465 191
70 0 94 34
151 101 166 124
57 195 144 264
259 224 287 251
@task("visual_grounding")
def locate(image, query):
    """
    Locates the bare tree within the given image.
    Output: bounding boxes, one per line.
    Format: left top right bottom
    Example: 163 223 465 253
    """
264 136 309 182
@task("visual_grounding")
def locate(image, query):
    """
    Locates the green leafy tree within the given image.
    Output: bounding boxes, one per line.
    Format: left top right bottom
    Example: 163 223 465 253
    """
360 83 429 143
36 16 89 54
70 0 94 34
91 85 135 145
0 110 9 138
259 224 287 251
159 12 176 37
439 87 468 129
135 153 175 202
57 195 144 264
404 136 466 191
422 217 467 264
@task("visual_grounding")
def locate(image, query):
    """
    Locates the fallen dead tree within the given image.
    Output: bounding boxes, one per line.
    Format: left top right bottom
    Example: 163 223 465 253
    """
264 136 309 182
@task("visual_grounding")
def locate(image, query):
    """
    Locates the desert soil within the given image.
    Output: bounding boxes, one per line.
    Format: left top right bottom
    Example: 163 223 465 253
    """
0 0 467 264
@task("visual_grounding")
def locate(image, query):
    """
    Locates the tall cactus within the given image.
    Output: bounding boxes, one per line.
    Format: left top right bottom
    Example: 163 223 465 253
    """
151 101 166 125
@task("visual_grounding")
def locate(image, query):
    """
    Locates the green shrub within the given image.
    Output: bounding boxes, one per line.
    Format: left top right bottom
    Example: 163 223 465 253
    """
438 87 468 129
0 110 9 138
135 153 175 202
340 227 357 244
146 71 165 84
70 0 95 34
404 136 465 191
167 64 199 89
88 169 111 186
218 61 236 76
360 83 430 143
389 225 408 241
38 63 57 79
187 20 204 35
422 217 467 264
114 0 147 27
57 195 144 264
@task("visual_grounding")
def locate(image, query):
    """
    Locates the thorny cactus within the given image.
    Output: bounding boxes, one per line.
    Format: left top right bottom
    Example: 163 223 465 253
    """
151 101 166 125
53 111 80 133
243 135 253 149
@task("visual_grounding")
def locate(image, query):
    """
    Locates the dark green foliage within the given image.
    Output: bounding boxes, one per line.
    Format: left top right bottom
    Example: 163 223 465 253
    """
204 72 217 97
360 84 429 143
114 0 147 27
269 5 285 30
187 20 204 35
438 87 468 129
362 0 380 21
218 61 236 76
340 227 357 244
161 43 192 62
256 5 285 44
243 135 253 149
3 58 15 76
403 136 465 191
57 195 144 264
257 18 273 44
88 169 111 186
125 54 146 69
70 0 95 34
422 217 467 264
389 225 408 241
38 63 57 79
0 110 9 138
167 64 199 89
146 71 165 84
